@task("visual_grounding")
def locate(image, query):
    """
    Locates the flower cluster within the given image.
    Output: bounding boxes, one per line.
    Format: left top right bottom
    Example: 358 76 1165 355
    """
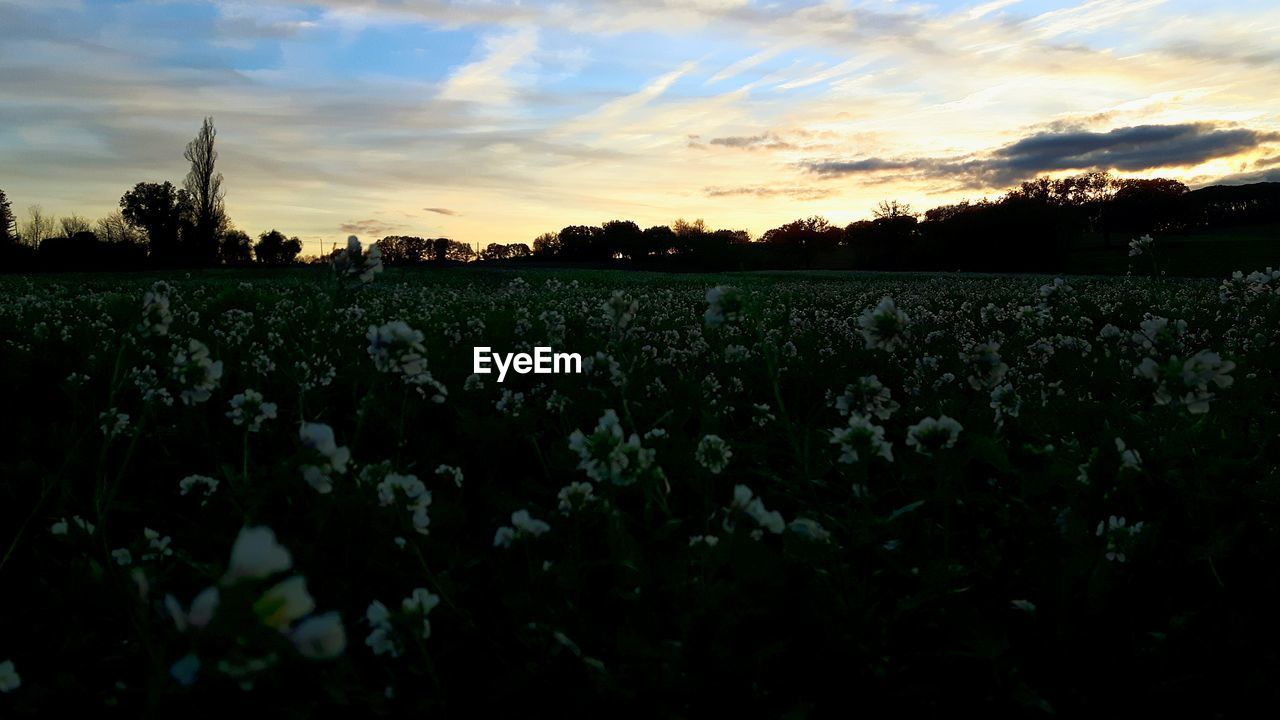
493 509 551 548
858 296 910 351
226 389 278 432
723 485 785 538
172 338 223 405
375 471 432 535
299 422 351 493
568 409 662 486
830 413 894 464
703 285 744 328
905 415 964 455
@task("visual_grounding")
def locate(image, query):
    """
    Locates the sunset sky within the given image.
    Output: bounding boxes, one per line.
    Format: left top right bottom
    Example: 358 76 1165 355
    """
3 0 1279 254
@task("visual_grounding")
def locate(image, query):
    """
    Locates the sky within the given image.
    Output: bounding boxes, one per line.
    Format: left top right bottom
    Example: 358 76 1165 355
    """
2 0 1279 255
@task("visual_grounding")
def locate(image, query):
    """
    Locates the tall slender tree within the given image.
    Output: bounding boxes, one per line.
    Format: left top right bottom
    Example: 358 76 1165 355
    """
0 189 15 244
183 116 226 265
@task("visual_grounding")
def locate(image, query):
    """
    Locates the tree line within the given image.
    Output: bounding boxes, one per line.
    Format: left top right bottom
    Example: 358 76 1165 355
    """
3 122 1276 274
0 118 308 270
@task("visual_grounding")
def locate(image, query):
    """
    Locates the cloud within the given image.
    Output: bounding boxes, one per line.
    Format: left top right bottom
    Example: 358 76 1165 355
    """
800 123 1280 188
705 132 794 151
704 185 834 201
339 219 402 237
706 47 783 84
423 207 459 216
438 27 539 106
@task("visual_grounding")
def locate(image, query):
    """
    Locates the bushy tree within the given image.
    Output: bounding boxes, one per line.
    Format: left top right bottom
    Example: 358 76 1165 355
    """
219 229 253 265
532 232 560 257
254 229 302 265
481 243 510 261
120 182 193 264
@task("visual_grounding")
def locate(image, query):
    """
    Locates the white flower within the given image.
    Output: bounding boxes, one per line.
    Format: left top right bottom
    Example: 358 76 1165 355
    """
1128 234 1154 257
568 409 661 486
224 526 293 583
402 588 440 639
704 285 744 328
557 481 596 514
51 515 95 536
689 535 720 547
291 612 347 659
254 576 317 630
962 340 1008 390
365 600 399 657
144 527 173 558
492 526 516 549
830 413 894 464
172 338 223 405
111 548 133 566
0 660 20 693
724 485 785 535
169 654 200 687
165 586 220 631
858 297 910 351
227 389 277 432
788 518 831 542
905 415 963 455
833 376 899 420
434 464 464 488
299 422 351 492
494 509 550 547
1095 515 1145 562
1115 438 1143 470
178 474 219 502
695 434 732 474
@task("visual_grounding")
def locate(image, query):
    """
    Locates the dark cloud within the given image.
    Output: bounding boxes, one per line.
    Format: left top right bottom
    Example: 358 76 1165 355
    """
339 219 402 237
707 132 795 151
993 123 1276 174
703 185 835 201
423 207 459 216
800 123 1280 188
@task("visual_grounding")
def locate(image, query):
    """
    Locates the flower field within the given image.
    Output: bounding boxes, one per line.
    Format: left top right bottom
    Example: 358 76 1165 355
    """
2 264 1279 714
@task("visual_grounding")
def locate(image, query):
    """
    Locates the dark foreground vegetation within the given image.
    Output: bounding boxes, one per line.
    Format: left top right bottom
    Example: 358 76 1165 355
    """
1 266 1279 714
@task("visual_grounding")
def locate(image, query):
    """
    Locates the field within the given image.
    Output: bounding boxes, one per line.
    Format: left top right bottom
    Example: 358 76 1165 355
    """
2 263 1280 714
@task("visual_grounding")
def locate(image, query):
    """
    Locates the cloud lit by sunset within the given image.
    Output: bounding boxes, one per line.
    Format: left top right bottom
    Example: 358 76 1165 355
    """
3 0 1278 254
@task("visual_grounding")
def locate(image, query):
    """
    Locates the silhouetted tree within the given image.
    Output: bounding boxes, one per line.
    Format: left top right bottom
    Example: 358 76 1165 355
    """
1110 178 1189 235
0 189 17 244
507 242 531 258
21 205 56 248
481 243 510 261
532 232 561 257
59 214 93 238
445 240 475 262
183 117 227 265
431 237 451 263
254 229 302 265
601 220 643 260
762 216 842 250
120 182 193 264
641 225 676 256
219 229 253 265
95 211 146 246
557 225 601 259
